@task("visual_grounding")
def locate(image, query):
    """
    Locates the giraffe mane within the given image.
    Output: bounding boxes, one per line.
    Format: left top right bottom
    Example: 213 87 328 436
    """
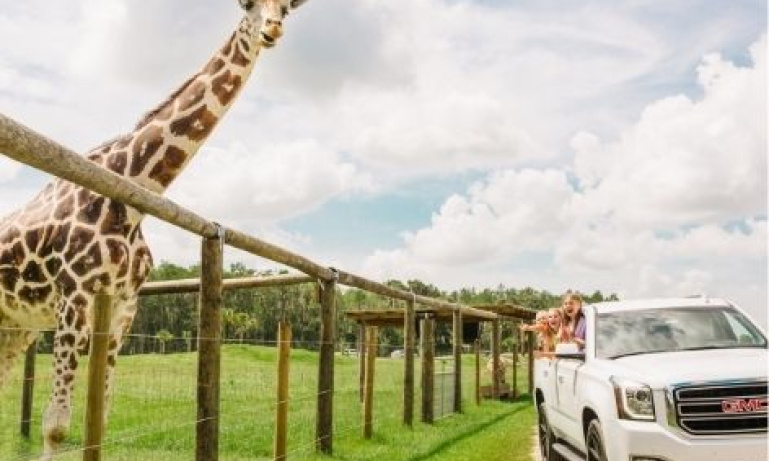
88 134 130 155
86 73 202 154
134 73 201 131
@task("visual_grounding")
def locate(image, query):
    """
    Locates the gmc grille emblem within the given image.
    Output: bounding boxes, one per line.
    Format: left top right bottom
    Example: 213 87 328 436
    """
721 398 768 413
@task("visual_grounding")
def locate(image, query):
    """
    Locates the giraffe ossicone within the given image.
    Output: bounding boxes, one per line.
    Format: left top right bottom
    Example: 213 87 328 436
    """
0 0 309 457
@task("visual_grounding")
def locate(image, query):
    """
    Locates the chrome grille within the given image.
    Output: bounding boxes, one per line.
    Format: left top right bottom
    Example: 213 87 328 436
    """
671 381 767 435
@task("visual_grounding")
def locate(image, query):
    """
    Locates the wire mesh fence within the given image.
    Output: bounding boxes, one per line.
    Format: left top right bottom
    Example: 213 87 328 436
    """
0 319 530 460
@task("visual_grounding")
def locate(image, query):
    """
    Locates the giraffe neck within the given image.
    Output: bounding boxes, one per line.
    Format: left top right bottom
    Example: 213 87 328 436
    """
95 17 264 193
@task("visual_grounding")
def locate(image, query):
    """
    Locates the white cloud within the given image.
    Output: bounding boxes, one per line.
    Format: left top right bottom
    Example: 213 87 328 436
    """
363 168 574 280
573 36 767 228
170 140 374 223
0 158 22 183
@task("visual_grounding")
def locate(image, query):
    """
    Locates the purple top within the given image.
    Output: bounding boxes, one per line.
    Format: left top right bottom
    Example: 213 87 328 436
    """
574 315 587 345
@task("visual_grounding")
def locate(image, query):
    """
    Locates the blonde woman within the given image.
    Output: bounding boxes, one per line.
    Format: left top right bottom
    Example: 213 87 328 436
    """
520 310 554 352
547 307 570 345
562 291 586 349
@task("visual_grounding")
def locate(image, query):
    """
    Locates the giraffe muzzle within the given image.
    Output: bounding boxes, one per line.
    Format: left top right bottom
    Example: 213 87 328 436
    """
260 32 277 48
260 20 283 48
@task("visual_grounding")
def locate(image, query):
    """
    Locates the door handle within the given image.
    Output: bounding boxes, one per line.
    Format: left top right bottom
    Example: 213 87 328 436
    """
558 376 565 384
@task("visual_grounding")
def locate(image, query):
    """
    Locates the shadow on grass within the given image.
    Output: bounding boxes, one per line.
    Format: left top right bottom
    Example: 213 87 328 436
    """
406 402 532 461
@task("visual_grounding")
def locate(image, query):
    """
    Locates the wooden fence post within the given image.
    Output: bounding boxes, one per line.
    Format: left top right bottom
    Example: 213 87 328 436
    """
363 327 378 439
403 297 415 426
358 323 365 403
274 321 292 461
83 292 113 461
420 316 435 424
491 319 501 399
196 234 224 461
527 331 535 396
316 277 337 454
20 340 37 438
474 339 481 405
513 324 520 399
452 311 462 413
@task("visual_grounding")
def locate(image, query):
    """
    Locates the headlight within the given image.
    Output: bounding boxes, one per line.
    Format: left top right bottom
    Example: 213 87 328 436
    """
611 377 655 421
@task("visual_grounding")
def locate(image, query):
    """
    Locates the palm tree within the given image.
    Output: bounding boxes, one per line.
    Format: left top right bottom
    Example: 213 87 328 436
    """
155 329 174 354
233 313 257 343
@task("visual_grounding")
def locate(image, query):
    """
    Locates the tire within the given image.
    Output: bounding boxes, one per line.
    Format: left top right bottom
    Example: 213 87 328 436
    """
537 403 559 461
585 419 608 461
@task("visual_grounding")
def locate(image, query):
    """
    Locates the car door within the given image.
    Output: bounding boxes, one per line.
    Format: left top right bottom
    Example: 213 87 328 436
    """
553 356 584 444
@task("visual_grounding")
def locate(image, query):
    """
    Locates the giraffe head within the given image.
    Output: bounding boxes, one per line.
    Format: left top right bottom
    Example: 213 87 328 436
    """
238 0 309 48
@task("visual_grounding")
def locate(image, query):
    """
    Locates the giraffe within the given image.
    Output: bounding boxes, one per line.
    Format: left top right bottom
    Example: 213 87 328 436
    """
0 0 308 456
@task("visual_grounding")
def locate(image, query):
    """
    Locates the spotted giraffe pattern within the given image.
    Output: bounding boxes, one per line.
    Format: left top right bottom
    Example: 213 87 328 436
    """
0 1 304 457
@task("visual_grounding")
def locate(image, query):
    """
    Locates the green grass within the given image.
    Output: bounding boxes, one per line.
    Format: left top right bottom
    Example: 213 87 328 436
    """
0 345 535 460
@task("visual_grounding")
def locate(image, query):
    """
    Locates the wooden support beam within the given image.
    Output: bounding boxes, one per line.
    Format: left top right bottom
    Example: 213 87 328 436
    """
513 325 520 399
83 293 112 461
474 339 481 406
491 319 501 400
140 273 314 295
363 327 378 439
196 235 224 461
420 316 435 424
274 321 291 461
452 310 462 414
20 340 36 438
316 278 336 454
403 298 416 426
527 331 535 396
335 271 497 320
358 323 366 403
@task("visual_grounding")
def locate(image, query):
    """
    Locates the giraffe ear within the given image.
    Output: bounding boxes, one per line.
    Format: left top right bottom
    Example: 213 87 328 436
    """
290 0 310 9
239 0 255 11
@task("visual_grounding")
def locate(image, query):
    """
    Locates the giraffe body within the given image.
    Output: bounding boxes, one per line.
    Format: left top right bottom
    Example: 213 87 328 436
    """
0 1 306 456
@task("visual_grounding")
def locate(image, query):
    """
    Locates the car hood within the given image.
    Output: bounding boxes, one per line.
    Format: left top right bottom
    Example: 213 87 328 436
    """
598 348 768 388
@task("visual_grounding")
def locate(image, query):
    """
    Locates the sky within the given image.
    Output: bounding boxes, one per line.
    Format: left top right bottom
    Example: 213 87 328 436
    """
0 0 766 327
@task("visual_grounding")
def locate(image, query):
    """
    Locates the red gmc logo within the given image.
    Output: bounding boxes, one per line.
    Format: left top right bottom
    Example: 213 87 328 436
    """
721 398 768 413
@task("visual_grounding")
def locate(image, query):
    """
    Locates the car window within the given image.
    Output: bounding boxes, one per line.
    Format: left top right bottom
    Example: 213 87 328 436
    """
596 306 767 359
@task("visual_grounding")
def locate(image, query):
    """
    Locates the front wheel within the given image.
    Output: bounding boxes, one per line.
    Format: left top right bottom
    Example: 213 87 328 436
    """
538 403 559 461
585 419 607 461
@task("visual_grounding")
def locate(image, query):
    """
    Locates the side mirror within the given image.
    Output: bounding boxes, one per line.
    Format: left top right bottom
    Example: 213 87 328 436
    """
555 343 585 361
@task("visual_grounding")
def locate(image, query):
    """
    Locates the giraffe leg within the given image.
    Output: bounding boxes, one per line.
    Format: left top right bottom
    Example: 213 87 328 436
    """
103 299 138 426
42 300 90 458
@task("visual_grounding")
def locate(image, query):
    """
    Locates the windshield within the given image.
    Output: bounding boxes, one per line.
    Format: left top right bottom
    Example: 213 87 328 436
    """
596 306 767 359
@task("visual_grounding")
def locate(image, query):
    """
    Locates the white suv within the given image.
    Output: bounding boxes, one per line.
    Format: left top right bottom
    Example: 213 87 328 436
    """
534 297 768 461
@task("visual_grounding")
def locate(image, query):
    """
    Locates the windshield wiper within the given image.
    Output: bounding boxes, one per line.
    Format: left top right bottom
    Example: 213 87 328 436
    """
608 350 670 360
677 345 767 352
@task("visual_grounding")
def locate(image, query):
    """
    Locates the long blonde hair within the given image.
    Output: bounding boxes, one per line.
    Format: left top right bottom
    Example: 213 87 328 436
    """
562 291 584 336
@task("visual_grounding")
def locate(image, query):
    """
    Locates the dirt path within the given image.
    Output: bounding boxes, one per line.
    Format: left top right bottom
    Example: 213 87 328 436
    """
530 430 540 461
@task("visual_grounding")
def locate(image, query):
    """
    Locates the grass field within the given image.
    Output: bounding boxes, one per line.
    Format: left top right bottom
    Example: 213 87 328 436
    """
0 344 536 460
